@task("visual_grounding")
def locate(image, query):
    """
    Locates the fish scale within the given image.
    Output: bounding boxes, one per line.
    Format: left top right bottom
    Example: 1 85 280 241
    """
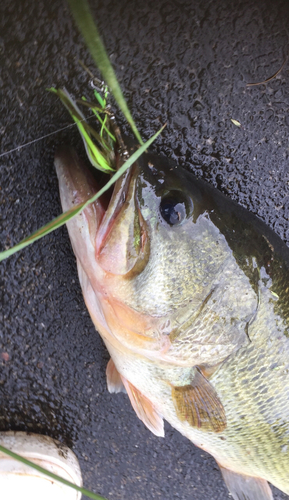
211 337 289 492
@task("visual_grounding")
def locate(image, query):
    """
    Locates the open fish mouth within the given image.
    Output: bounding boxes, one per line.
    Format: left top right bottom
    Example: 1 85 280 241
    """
55 145 149 277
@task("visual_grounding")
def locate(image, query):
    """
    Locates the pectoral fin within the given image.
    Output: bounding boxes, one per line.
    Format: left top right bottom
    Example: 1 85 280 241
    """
171 368 226 433
219 464 273 500
121 378 164 437
106 358 126 394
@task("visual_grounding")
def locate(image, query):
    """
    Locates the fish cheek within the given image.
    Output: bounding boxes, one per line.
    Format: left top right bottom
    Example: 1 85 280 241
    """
171 368 226 433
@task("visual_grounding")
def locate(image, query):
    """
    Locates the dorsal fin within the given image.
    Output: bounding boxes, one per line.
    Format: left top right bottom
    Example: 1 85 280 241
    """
171 367 226 433
121 378 164 437
219 464 273 500
106 358 126 394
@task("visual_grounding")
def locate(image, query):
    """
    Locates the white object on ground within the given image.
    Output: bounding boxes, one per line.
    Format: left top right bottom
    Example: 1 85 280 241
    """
0 431 83 500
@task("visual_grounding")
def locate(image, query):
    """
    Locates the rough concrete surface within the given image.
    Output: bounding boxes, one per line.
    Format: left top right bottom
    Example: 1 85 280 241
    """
1 0 289 499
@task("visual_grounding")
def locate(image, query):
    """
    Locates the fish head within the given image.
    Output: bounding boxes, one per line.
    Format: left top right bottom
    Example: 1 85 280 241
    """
55 145 257 366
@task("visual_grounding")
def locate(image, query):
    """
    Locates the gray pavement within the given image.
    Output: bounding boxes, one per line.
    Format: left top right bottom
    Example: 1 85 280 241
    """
1 0 289 498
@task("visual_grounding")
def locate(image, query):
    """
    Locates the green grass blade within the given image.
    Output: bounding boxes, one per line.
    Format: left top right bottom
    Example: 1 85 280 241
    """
94 91 106 109
67 0 143 145
100 114 108 138
75 120 114 171
0 126 164 262
49 88 114 172
0 444 107 500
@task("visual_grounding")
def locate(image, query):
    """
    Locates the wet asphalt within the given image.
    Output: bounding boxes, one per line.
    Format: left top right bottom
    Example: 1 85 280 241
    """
1 0 289 499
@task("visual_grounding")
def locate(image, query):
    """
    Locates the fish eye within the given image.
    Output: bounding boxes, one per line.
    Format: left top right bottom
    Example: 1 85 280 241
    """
159 191 191 226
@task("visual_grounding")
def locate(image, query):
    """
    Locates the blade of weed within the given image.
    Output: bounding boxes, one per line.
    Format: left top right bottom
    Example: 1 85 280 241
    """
76 120 114 171
0 126 165 262
67 0 143 145
94 91 106 108
48 88 114 172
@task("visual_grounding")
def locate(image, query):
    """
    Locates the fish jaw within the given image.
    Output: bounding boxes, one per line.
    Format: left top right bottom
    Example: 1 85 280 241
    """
55 146 106 278
55 147 118 343
94 161 150 276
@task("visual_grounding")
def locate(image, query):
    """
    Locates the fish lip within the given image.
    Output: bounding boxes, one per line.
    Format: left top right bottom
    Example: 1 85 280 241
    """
93 148 151 277
94 155 140 256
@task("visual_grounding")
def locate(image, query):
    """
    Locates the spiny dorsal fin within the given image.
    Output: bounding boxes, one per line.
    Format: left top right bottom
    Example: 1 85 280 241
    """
121 378 164 437
171 368 226 433
106 358 126 394
219 464 273 500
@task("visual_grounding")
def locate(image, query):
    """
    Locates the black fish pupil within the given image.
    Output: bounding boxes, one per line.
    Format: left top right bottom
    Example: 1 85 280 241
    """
160 199 186 225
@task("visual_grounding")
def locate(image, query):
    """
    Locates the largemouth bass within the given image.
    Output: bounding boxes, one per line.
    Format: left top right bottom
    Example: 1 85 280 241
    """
55 144 289 500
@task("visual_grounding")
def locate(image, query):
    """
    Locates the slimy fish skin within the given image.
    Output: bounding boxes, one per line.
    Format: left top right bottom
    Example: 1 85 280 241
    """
55 145 289 500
